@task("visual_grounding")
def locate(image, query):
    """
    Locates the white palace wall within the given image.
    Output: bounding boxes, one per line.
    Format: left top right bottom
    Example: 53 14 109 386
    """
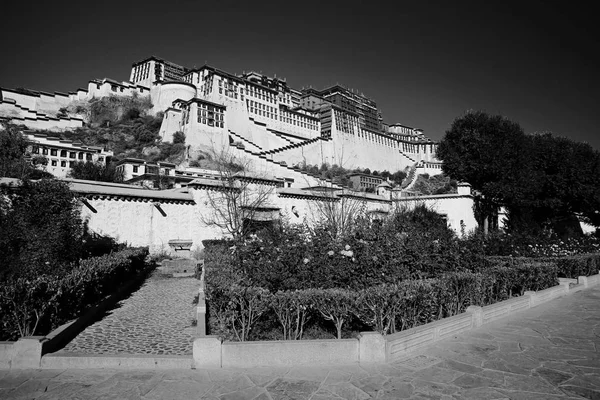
392 194 477 236
79 197 220 255
74 180 478 255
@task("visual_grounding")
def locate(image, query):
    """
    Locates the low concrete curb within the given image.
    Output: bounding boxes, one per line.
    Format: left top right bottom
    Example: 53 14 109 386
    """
41 353 192 369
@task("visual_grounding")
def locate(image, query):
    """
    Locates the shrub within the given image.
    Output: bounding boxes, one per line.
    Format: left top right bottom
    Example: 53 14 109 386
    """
354 284 401 335
310 288 356 339
0 179 86 279
173 131 186 144
271 290 313 340
209 285 271 342
547 254 600 278
0 247 150 341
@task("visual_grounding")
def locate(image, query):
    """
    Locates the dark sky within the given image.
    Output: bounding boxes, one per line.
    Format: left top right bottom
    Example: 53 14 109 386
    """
2 0 598 148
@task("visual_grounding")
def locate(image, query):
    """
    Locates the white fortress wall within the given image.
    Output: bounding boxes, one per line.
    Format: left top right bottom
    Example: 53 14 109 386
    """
0 89 38 110
227 146 322 187
80 198 211 254
269 139 331 167
420 161 444 176
150 82 195 113
35 92 72 115
159 108 183 141
392 194 477 235
329 120 405 171
0 100 30 118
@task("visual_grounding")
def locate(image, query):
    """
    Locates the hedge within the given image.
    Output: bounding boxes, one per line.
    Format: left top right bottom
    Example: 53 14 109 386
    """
205 257 567 340
0 247 150 341
485 253 600 280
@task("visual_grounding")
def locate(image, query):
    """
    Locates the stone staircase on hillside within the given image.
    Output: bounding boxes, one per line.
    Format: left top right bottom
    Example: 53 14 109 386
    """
228 130 263 153
266 128 311 145
228 142 343 189
401 163 419 190
258 137 322 156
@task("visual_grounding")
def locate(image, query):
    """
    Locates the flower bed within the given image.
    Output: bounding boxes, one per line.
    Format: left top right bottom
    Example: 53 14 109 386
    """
0 247 150 341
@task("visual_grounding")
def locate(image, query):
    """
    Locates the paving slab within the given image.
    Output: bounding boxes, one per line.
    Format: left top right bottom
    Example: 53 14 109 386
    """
1 285 599 399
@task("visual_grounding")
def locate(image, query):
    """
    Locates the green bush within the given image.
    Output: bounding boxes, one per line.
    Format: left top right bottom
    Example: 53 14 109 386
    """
271 290 313 340
548 254 600 278
0 179 86 279
309 288 356 339
0 247 150 341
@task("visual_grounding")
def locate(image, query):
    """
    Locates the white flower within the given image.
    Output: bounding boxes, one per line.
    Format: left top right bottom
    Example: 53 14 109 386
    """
345 244 351 250
303 258 309 264
327 250 334 256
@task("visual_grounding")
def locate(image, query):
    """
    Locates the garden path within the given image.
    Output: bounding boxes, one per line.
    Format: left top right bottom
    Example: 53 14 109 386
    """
2 284 599 399
58 270 198 356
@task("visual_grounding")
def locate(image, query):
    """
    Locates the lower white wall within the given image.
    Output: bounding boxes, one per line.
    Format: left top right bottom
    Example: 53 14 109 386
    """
80 198 221 255
221 339 359 368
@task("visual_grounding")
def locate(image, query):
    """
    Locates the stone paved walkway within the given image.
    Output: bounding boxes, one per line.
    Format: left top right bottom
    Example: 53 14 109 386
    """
60 270 199 356
2 285 599 399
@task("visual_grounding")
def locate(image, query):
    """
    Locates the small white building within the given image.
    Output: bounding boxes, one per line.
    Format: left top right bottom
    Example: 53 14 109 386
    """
24 131 113 178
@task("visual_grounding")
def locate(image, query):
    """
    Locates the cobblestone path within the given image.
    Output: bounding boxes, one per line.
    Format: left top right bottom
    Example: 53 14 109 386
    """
60 271 199 356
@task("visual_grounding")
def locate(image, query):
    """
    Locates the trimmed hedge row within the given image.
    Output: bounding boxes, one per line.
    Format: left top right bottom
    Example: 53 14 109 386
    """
485 253 600 279
0 247 150 341
205 259 561 341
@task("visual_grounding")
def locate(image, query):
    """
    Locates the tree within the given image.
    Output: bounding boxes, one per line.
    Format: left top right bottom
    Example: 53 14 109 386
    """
522 133 600 236
69 160 123 182
437 111 532 233
438 110 600 235
0 123 53 180
173 131 186 144
199 147 276 240
0 179 85 278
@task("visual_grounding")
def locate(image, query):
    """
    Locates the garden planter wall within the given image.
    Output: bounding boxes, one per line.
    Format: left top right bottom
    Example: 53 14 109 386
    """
193 273 600 368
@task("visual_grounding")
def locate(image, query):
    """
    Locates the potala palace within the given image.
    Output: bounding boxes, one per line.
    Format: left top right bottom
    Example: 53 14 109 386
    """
0 56 480 255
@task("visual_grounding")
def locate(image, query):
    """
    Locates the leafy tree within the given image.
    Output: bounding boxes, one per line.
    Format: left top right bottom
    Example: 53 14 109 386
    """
172 131 186 144
0 123 53 179
69 160 123 182
437 111 533 233
0 179 85 278
438 110 600 235
0 124 32 179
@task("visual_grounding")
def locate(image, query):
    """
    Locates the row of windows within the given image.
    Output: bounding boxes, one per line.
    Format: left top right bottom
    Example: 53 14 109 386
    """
359 176 383 183
49 159 76 168
31 146 99 161
246 85 278 104
132 63 151 82
247 106 318 131
198 118 224 128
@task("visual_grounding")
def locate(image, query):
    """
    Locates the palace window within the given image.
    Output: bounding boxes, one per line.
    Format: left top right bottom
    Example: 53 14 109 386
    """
51 149 57 156
61 161 66 167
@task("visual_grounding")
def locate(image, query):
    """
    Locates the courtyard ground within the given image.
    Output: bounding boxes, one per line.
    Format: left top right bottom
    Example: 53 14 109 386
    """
1 284 599 399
